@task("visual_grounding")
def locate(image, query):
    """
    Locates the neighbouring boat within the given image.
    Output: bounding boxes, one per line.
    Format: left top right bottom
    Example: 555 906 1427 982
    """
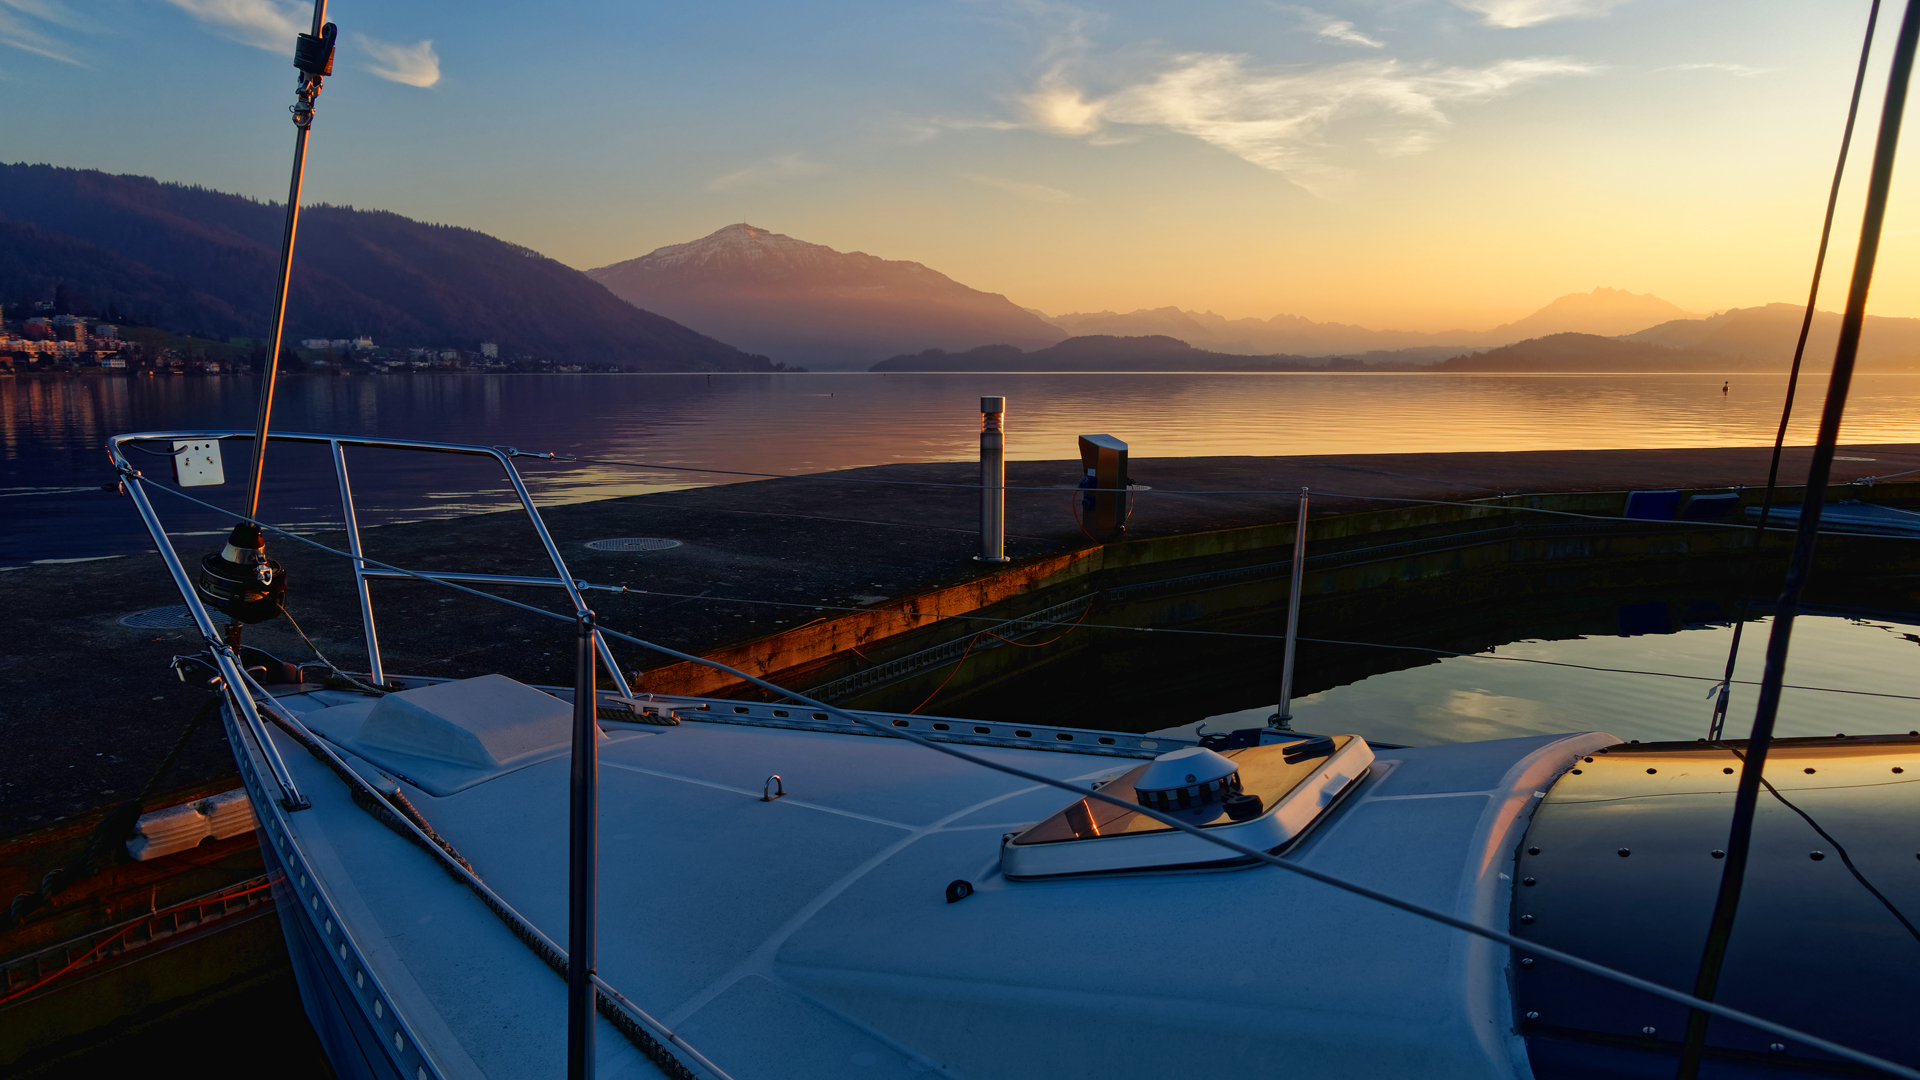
105 429 1920 1080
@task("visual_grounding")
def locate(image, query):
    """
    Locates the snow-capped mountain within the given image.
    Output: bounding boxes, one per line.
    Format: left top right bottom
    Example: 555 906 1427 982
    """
587 224 1065 368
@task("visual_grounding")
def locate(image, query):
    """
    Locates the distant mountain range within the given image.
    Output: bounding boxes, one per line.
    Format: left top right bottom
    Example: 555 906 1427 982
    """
1627 302 1920 367
587 224 1066 369
1038 288 1702 356
0 164 773 371
1435 333 1755 372
874 335 1331 372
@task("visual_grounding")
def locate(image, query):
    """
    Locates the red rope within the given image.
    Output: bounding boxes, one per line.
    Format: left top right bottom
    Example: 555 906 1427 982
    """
1070 488 1101 545
0 878 276 1005
981 598 1096 649
908 598 1097 713
908 633 984 715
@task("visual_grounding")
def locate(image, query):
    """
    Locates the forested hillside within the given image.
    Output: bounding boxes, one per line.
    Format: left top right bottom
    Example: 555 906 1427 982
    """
0 164 774 370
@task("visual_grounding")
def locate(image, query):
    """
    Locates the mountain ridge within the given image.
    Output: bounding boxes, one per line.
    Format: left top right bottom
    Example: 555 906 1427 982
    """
1040 287 1703 356
587 224 1067 369
0 163 773 371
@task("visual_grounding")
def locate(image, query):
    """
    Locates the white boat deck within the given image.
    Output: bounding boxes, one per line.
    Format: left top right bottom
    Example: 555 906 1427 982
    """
259 683 1611 1080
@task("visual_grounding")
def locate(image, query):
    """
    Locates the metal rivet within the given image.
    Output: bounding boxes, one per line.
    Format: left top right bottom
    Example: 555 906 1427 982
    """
1643 1027 1657 1037
1527 846 1540 855
1810 851 1826 861
1520 958 1534 967
1525 1011 1540 1020
1712 850 1726 858
1522 877 1536 886
1520 914 1535 924
1617 848 1631 857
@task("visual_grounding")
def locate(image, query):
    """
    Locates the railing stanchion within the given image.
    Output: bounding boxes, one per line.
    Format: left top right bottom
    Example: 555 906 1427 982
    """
331 440 385 685
568 610 599 1080
1272 487 1309 729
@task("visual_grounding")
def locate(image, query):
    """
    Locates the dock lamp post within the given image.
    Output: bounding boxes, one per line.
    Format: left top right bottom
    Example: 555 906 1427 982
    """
979 397 1008 562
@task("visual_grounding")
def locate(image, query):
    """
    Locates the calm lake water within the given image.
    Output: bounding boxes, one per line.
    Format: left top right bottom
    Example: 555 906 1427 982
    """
7 369 1920 565
1194 613 1920 747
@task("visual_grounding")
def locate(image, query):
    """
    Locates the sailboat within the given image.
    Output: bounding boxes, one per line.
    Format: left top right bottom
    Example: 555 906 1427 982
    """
107 1 1920 1078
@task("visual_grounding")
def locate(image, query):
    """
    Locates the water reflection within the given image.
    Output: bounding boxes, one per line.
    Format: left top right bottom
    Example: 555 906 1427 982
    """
6 370 1920 562
1194 614 1920 746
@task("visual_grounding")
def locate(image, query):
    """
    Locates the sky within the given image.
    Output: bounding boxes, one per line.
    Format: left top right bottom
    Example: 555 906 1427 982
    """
3 0 1918 330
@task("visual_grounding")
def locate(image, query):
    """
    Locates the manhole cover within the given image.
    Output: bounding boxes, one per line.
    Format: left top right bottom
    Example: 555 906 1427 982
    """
121 605 229 629
585 537 682 553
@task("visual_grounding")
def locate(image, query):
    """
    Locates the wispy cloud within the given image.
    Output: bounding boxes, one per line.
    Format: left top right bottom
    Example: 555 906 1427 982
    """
1452 0 1626 29
1014 53 1593 193
164 0 304 51
1660 62 1770 78
1291 8 1385 49
706 154 828 191
0 0 90 65
357 33 439 87
165 2 441 87
966 173 1082 203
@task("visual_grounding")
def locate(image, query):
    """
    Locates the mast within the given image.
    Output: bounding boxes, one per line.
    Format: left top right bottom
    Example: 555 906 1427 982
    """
245 0 337 521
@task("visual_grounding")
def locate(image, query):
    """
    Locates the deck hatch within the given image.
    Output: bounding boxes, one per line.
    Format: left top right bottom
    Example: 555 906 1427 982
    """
1002 735 1374 878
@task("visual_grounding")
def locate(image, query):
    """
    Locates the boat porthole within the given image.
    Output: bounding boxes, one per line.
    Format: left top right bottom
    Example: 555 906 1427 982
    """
974 726 990 734
1805 767 1816 774
324 919 333 934
393 1031 405 1052
419 1069 429 1080
311 895 320 911
339 943 349 960
300 874 308 889
356 970 365 988
375 1000 385 1018
1016 730 1032 738
1645 768 1657 775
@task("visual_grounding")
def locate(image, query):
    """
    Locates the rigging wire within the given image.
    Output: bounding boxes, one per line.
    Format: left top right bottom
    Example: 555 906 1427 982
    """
117 474 1920 705
1679 1 1920 1075
118 468 1920 1079
1709 0 1886 742
1728 749 1920 948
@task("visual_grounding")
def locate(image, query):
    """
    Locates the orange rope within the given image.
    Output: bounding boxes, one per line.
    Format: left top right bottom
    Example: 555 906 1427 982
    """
907 633 984 715
0 877 276 1005
908 597 1097 713
981 598 1096 649
1070 488 1100 545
